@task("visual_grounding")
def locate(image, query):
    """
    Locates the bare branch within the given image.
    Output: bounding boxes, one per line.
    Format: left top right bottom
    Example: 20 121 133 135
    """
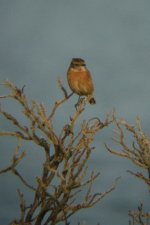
0 80 115 225
48 79 73 121
106 115 150 193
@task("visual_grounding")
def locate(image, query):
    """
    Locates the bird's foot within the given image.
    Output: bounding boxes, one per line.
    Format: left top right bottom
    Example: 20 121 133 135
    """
75 97 85 111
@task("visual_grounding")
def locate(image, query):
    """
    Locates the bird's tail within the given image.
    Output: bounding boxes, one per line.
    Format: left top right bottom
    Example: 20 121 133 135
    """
89 96 96 105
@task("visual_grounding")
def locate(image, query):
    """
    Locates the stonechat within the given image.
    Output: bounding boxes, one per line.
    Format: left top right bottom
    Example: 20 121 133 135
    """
67 58 96 104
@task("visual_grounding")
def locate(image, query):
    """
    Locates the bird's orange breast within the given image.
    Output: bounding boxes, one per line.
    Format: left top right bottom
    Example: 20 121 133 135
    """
67 69 94 96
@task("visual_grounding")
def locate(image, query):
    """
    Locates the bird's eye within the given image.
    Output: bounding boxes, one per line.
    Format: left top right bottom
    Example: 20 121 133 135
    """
72 63 78 67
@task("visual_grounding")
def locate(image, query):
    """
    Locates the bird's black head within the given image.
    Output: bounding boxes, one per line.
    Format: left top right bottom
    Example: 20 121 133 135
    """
70 58 86 67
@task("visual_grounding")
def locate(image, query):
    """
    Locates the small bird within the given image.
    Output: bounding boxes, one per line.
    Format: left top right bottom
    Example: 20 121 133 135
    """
67 58 96 104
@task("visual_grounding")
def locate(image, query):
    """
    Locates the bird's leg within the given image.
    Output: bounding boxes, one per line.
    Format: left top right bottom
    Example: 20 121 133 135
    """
75 96 85 110
75 96 80 110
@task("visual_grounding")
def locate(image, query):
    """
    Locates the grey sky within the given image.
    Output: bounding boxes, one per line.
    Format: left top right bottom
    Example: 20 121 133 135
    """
0 1 150 224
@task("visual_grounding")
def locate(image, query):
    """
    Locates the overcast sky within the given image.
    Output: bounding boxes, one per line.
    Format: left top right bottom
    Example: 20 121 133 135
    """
0 1 150 225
